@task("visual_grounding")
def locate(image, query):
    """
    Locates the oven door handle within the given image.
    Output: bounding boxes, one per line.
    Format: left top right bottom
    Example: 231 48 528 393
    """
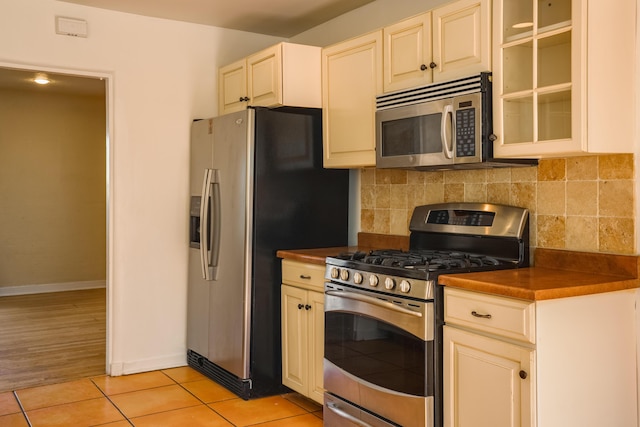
326 402 375 427
325 290 422 318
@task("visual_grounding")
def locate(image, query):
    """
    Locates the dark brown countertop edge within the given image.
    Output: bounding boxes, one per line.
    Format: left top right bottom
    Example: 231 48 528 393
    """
440 248 640 301
534 248 640 277
439 271 640 301
276 246 355 265
277 238 640 300
276 232 409 265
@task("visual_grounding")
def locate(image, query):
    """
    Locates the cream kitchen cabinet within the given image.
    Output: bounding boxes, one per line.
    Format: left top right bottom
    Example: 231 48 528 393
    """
280 259 325 404
492 0 635 157
444 288 535 427
218 58 247 114
383 0 491 93
218 42 321 115
322 31 382 168
443 286 638 427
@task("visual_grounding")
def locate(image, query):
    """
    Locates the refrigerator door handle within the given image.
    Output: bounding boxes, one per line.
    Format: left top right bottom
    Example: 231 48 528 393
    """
199 169 213 280
210 169 221 280
200 168 221 281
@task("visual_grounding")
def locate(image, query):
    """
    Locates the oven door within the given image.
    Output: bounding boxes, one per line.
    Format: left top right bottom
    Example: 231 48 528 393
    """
324 283 434 427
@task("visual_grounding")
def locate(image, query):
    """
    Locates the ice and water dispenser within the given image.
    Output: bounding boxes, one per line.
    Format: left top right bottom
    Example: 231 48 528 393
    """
189 196 201 249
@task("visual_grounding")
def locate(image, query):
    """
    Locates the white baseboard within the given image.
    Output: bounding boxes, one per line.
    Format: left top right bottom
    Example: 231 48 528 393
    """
109 353 188 377
0 280 106 297
109 362 124 377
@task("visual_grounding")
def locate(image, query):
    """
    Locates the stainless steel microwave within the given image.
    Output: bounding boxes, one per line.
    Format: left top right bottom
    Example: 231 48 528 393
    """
375 73 536 170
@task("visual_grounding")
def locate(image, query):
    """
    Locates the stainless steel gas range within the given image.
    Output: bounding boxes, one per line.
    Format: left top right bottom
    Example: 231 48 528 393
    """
323 202 530 427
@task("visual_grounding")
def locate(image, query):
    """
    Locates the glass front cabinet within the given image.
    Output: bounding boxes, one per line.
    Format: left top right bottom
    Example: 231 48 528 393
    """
492 0 635 158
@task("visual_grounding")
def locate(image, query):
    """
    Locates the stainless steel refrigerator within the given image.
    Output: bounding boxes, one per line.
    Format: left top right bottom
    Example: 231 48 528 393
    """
187 107 349 399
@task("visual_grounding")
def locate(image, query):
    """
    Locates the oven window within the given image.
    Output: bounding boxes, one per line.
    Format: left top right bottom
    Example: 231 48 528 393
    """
381 114 442 157
325 311 433 397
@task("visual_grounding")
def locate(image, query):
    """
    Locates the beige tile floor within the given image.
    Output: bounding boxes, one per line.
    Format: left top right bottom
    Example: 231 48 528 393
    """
0 367 323 426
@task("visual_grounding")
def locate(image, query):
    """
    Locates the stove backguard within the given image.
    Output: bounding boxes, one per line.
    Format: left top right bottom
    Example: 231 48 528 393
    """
409 231 529 268
409 202 530 267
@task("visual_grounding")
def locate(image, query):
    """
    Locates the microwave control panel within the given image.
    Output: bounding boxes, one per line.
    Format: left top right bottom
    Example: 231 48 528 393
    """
455 107 476 158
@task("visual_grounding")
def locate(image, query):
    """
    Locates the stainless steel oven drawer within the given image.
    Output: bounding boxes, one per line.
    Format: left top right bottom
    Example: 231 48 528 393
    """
324 393 398 427
324 359 433 427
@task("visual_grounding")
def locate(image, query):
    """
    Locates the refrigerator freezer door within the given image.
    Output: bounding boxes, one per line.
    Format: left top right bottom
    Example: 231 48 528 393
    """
208 109 253 380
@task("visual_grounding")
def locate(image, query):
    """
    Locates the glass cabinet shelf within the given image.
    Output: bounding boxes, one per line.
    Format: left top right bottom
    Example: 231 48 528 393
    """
497 0 572 146
504 20 571 44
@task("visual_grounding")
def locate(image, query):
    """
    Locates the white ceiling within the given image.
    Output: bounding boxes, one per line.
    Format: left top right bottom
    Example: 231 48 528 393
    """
59 0 376 37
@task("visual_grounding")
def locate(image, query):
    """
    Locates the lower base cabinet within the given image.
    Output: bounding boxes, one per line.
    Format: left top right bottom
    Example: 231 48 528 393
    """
444 326 534 427
281 260 325 404
444 287 638 427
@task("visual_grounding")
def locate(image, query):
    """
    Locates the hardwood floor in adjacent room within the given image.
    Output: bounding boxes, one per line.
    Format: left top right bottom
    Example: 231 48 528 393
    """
0 288 106 393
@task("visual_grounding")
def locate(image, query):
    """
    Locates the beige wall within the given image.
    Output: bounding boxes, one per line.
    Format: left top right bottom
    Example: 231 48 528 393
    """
361 154 636 255
0 0 284 375
0 88 106 287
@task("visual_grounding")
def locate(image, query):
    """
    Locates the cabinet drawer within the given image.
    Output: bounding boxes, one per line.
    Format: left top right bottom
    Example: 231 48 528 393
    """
282 259 326 291
444 288 535 344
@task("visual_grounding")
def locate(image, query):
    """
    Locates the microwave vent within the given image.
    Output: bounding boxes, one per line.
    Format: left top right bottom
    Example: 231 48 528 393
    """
376 73 490 110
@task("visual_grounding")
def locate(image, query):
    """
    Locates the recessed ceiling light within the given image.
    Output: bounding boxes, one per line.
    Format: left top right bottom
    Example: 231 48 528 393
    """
34 73 50 85
513 22 534 29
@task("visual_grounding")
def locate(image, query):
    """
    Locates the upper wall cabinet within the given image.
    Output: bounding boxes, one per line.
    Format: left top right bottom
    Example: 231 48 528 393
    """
322 31 382 168
492 0 636 158
218 42 321 115
383 13 432 93
383 0 491 93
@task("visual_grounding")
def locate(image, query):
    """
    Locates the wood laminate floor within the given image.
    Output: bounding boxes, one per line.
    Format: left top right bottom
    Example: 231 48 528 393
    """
0 288 106 393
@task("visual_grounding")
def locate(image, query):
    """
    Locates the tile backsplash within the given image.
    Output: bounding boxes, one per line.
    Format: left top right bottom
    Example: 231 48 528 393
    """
360 154 635 255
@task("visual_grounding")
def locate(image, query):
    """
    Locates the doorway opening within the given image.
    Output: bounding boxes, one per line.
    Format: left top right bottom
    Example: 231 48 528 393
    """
0 64 112 391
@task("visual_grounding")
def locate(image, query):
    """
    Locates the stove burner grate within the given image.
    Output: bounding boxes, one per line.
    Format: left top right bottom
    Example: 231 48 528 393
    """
335 249 508 272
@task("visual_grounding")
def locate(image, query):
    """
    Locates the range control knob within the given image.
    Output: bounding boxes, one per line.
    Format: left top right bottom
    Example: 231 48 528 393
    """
330 267 339 279
384 277 396 290
353 272 363 284
340 269 350 281
369 275 379 287
399 279 411 293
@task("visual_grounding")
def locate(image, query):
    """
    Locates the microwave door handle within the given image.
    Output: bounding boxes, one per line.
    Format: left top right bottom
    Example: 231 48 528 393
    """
441 104 454 159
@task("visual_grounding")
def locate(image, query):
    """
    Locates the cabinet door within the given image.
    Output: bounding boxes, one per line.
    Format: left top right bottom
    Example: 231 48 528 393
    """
383 13 432 93
491 0 573 155
247 44 282 108
443 326 534 427
322 31 382 168
492 0 634 157
307 290 325 404
432 0 490 82
281 285 307 394
218 59 247 115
